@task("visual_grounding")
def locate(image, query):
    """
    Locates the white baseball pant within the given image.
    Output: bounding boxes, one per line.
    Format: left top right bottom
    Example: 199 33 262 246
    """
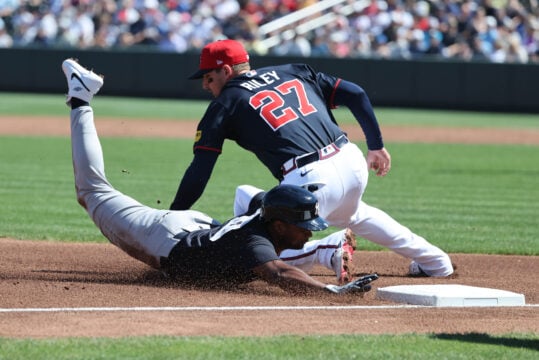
273 142 453 276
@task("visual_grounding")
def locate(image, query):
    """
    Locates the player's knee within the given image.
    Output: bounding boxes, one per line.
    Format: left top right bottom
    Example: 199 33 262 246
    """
234 185 265 216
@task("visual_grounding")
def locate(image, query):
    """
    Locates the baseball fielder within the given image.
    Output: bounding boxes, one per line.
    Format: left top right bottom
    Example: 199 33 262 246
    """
171 39 453 277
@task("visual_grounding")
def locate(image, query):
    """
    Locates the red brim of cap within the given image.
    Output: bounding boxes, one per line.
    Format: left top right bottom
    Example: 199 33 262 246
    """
188 68 213 79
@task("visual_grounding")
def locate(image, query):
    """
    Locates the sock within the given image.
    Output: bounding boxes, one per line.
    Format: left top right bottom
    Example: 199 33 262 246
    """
71 98 89 109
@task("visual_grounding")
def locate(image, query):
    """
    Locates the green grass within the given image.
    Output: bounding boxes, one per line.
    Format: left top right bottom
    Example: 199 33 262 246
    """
1 137 537 255
1 93 538 357
2 92 539 127
361 107 539 128
1 333 538 360
363 143 539 254
0 136 273 241
0 92 208 120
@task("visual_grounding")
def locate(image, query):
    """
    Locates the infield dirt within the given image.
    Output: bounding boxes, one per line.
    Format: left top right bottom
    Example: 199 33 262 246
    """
1 117 538 338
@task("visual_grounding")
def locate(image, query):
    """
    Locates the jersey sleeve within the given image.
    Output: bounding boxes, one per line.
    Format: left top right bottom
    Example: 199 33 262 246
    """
169 151 219 210
314 70 341 109
242 235 280 270
194 101 228 153
170 102 228 210
333 79 384 150
314 68 384 151
223 218 280 270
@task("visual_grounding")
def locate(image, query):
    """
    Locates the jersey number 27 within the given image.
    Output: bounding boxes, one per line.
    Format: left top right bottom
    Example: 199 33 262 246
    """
249 79 317 130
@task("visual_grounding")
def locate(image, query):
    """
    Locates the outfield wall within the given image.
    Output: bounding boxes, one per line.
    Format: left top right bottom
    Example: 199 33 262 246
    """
1 47 538 113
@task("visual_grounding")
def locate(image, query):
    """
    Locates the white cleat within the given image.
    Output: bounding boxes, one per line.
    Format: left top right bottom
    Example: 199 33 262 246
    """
61 58 104 105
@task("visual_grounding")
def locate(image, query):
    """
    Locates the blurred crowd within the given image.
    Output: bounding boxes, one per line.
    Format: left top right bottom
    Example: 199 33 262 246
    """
0 0 538 63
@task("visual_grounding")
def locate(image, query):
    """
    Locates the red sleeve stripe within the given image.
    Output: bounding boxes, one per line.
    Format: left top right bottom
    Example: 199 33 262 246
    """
329 78 341 109
194 145 222 154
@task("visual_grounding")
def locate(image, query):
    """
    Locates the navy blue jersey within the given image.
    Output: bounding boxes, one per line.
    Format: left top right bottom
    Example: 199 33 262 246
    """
170 63 384 210
162 213 279 283
194 64 345 179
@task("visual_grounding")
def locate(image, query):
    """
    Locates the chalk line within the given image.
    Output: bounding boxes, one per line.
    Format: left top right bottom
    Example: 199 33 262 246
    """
1 304 537 313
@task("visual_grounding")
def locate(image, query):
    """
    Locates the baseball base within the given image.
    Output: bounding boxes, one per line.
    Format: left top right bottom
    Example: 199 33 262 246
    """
376 284 525 307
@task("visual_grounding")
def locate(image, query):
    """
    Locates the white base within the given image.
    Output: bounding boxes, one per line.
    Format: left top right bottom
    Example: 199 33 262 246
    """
376 284 525 307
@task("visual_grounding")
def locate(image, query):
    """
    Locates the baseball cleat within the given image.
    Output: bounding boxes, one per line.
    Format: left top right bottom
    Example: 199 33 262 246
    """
408 261 429 277
62 58 104 105
331 228 357 284
409 260 457 277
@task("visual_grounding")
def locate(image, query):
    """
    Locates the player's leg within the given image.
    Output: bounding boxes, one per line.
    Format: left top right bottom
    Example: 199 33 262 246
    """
63 58 113 218
327 146 453 276
281 142 453 277
316 144 452 276
233 185 266 216
348 202 453 276
63 59 189 268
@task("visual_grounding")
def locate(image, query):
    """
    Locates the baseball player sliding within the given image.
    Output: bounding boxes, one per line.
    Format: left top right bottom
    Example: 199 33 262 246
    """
171 39 454 277
61 58 378 294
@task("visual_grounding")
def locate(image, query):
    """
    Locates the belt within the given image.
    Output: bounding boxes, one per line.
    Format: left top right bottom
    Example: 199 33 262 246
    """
281 135 349 177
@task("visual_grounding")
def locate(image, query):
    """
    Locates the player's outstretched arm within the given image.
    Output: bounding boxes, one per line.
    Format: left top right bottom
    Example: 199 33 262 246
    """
253 260 378 295
170 151 219 210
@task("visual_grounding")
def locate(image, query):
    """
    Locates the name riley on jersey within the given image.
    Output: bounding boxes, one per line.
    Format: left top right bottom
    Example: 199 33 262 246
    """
239 71 280 90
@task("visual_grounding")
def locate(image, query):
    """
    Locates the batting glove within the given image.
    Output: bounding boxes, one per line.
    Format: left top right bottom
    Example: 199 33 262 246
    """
325 273 379 294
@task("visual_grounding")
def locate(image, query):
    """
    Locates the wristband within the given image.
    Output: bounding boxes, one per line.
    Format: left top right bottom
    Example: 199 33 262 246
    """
324 284 340 294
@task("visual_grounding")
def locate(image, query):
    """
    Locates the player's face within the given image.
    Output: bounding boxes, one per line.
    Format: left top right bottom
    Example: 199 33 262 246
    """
202 68 228 97
280 222 312 250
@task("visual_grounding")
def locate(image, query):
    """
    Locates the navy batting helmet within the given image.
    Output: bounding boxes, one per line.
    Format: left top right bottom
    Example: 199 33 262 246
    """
260 185 328 231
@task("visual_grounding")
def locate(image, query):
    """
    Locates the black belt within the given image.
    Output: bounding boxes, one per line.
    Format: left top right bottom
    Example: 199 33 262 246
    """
281 135 349 176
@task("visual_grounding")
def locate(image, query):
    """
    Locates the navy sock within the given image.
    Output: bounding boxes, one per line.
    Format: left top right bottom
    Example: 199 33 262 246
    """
71 98 89 109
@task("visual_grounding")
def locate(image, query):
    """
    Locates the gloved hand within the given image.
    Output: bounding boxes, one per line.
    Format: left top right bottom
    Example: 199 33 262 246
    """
325 273 379 294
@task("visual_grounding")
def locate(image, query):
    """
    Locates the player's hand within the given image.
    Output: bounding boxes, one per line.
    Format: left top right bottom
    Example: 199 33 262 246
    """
325 273 379 294
367 148 391 177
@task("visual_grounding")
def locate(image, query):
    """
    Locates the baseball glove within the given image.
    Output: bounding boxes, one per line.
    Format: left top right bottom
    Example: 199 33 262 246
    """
325 273 379 294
